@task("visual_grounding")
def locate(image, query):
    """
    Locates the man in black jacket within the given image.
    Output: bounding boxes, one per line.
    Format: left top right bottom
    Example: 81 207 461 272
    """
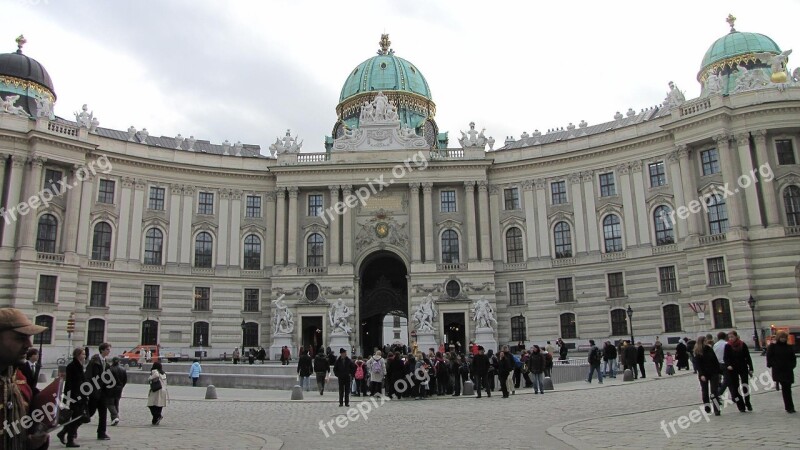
470 346 491 398
333 348 355 407
636 342 646 378
313 350 330 395
603 341 617 378
86 342 112 440
623 341 638 379
497 346 514 398
106 357 127 426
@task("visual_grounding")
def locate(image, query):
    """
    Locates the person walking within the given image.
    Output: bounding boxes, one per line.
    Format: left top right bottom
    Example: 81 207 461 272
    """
623 341 638 379
107 357 127 426
232 347 240 365
58 348 87 448
665 352 675 375
470 346 491 398
86 342 112 441
147 362 168 425
636 342 647 378
528 345 545 394
297 349 313 392
19 348 40 396
676 338 689 371
694 336 721 416
497 348 513 398
281 346 291 365
713 331 729 397
651 341 664 377
724 330 754 412
313 349 330 395
766 330 797 413
557 338 568 363
333 348 355 407
586 340 603 384
188 359 202 387
368 350 386 396
603 341 617 378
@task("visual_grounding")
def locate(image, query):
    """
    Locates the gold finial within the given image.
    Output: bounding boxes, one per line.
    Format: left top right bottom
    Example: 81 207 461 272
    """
378 34 391 55
15 34 26 53
726 14 737 33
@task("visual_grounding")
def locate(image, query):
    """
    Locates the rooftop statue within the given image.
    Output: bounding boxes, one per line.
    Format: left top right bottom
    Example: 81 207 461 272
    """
359 91 399 123
702 70 723 97
754 49 793 83
1 95 29 118
458 121 489 149
272 294 294 335
74 104 94 128
34 97 52 119
732 66 770 93
269 129 303 155
663 82 685 110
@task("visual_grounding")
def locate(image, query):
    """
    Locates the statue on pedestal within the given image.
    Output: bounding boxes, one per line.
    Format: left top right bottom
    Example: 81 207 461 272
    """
472 297 497 330
272 294 294 335
412 293 437 332
329 298 353 335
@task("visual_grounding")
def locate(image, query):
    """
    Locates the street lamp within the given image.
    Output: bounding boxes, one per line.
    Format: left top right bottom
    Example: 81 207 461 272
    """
241 319 247 357
747 295 761 351
626 306 634 344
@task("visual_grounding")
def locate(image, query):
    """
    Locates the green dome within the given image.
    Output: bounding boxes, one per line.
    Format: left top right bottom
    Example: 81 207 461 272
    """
339 54 431 102
699 30 781 77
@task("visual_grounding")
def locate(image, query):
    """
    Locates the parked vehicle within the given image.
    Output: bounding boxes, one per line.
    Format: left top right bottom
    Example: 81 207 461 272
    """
766 325 800 352
120 344 160 366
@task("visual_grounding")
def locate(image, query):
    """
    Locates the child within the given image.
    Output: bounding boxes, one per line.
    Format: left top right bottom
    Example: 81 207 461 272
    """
665 352 675 376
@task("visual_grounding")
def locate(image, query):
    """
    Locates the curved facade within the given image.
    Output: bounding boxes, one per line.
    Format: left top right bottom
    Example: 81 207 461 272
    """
2 32 800 361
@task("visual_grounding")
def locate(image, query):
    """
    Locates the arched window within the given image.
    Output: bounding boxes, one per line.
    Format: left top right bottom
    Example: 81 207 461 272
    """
243 322 259 347
306 233 324 267
505 227 524 263
91 222 113 261
554 222 572 258
663 304 681 333
610 309 628 336
193 322 209 347
87 318 105 346
560 313 576 339
441 229 459 264
141 320 158 345
36 214 58 253
706 194 729 235
243 235 262 270
603 215 622 253
653 206 675 245
33 315 53 345
510 316 526 341
784 186 800 226
194 232 213 268
144 228 163 265
712 298 732 329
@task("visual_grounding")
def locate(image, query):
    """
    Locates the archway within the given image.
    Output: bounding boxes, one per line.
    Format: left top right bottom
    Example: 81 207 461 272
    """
359 251 408 356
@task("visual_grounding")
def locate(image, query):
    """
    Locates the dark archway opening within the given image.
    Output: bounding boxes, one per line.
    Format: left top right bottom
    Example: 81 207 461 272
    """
302 316 323 355
359 251 408 357
443 312 466 353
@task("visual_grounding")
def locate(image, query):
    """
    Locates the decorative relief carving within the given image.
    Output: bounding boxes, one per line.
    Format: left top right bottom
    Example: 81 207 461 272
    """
463 180 476 191
522 179 534 191
265 191 276 201
287 186 299 198
421 182 432 193
477 180 489 192
615 163 629 175
134 179 146 190
734 133 751 147
28 155 46 168
341 185 352 196
121 177 134 188
182 185 195 196
231 190 243 200
354 209 408 252
630 161 642 172
488 184 499 195
219 188 230 200
712 134 731 145
170 184 183 195
534 178 546 190
409 182 420 194
11 155 25 168
568 172 581 184
581 171 594 182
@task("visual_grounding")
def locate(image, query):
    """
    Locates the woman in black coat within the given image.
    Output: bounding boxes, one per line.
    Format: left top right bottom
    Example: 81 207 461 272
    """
694 336 721 415
57 348 87 447
766 331 797 413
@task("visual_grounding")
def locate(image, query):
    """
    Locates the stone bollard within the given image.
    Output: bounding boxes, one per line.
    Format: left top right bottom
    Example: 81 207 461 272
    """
205 385 218 399
38 372 47 383
291 385 304 400
623 369 634 382
543 377 554 391
462 380 475 396
51 369 59 379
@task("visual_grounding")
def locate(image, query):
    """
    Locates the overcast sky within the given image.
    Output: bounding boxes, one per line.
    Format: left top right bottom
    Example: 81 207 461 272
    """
4 0 799 151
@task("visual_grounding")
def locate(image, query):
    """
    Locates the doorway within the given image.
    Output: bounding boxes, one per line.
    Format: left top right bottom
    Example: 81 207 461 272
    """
301 316 323 354
444 312 466 353
359 251 408 356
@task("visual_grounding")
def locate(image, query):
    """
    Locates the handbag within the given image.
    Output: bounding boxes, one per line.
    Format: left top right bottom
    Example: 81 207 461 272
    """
150 376 163 392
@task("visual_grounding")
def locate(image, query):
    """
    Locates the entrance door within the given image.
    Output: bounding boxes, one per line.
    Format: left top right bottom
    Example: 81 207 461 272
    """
359 251 408 357
443 312 466 353
302 316 323 354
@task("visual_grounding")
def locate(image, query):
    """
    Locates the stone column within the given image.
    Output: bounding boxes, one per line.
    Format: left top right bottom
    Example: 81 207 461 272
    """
0 155 6 212
522 180 538 258
264 191 277 267
274 188 286 266
487 183 501 261
668 149 687 239
535 179 550 258
342 185 353 264
409 183 422 262
753 130 780 226
62 168 83 256
617 163 637 247
329 185 340 265
630 161 649 245
75 172 95 257
128 179 146 260
715 134 743 229
166 184 182 263
216 189 230 266
477 181 492 261
18 155 46 250
116 177 134 260
581 171 599 252
422 182 434 262
463 181 478 261
677 146 701 236
1 155 25 249
735 132 763 228
229 190 242 266
569 173 586 253
179 186 195 264
286 186 299 265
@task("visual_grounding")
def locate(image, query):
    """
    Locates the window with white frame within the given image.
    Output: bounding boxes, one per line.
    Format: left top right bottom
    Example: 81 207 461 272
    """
551 181 567 204
441 230 459 263
554 221 572 258
307 233 324 266
610 309 628 336
653 205 675 245
603 214 622 252
244 288 259 312
37 275 57 303
663 304 681 332
308 194 323 216
505 227 524 263
784 186 800 226
440 190 456 212
560 313 576 339
701 149 720 175
90 281 108 307
143 285 160 310
712 298 732 328
194 232 213 268
504 187 520 210
246 195 262 218
607 272 625 298
649 161 666 187
599 172 616 197
509 281 524 306
706 194 728 235
198 192 214 215
557 277 574 303
707 257 727 286
97 179 115 204
149 187 165 210
658 266 678 293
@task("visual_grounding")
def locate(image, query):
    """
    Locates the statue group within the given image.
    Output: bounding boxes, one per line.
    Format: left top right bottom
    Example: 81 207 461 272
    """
329 298 353 335
472 297 497 330
359 91 399 123
412 293 437 332
272 295 294 334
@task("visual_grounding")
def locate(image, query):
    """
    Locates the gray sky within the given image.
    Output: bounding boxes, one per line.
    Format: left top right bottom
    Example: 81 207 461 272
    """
4 0 799 151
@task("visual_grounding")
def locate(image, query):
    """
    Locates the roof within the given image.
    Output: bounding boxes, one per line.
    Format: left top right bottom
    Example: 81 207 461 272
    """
700 31 780 74
0 50 55 96
339 54 431 103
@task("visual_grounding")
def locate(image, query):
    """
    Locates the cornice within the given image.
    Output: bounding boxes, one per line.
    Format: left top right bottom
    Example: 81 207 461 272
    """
100 154 272 181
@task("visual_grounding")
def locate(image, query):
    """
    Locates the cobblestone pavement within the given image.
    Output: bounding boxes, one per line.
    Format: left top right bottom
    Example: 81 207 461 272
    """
51 355 798 449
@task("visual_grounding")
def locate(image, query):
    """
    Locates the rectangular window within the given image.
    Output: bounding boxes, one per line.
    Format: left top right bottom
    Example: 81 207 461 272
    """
440 190 456 212
143 285 160 310
707 257 727 286
90 281 108 307
599 172 616 197
33 316 52 345
246 195 262 218
659 266 678 293
504 188 520 210
776 139 796 165
557 277 574 303
198 192 214 215
308 194 323 216
43 169 63 195
37 275 57 303
194 287 210 311
607 272 625 298
701 149 720 175
244 288 259 312
551 181 567 204
509 281 525 306
148 187 165 210
97 179 115 204
511 316 526 342
649 161 666 187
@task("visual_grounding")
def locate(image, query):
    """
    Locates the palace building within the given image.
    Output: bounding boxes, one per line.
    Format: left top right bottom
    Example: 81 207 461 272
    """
1 20 799 360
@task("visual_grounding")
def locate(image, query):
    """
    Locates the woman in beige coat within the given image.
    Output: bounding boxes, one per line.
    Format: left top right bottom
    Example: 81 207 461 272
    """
147 362 168 425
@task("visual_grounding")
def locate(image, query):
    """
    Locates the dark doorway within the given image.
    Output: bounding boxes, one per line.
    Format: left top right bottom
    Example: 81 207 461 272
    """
302 316 323 354
359 251 408 357
443 313 465 353
141 320 158 345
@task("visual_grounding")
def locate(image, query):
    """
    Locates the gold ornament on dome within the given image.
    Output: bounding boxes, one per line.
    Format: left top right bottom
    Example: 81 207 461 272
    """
726 14 737 32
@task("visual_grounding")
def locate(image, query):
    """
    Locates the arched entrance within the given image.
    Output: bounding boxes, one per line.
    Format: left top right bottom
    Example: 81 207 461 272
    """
359 251 408 356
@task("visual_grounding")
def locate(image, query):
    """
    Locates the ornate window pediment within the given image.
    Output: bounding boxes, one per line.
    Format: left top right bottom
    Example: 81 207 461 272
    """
645 193 674 209
547 210 574 225
193 219 217 233
302 222 328 235
436 218 462 230
91 210 119 224
500 215 525 228
775 171 800 190
240 223 266 235
142 216 168 231
595 202 623 218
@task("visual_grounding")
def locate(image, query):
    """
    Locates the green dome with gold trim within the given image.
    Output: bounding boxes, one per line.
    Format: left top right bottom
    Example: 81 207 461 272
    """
698 15 781 81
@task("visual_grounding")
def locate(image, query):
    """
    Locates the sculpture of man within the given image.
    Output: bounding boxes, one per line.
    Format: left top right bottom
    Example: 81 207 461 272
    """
413 294 437 332
329 299 353 335
472 298 497 329
754 49 793 75
373 92 389 120
704 71 723 96
664 81 685 108
74 104 93 128
272 295 294 334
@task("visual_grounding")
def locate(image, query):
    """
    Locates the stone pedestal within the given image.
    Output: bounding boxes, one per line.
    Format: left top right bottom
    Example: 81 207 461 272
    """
205 385 217 399
623 369 634 382
329 333 351 353
474 327 498 353
462 380 475 396
269 334 293 362
414 331 438 354
290 385 304 400
543 377 554 391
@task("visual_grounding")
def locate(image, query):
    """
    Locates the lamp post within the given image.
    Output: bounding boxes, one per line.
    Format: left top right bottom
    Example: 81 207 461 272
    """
241 319 247 357
747 295 760 351
626 306 634 343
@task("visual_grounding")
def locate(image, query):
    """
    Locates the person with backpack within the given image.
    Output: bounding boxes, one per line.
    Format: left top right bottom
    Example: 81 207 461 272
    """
296 349 313 392
511 351 523 389
367 351 386 396
586 340 603 384
353 358 367 396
